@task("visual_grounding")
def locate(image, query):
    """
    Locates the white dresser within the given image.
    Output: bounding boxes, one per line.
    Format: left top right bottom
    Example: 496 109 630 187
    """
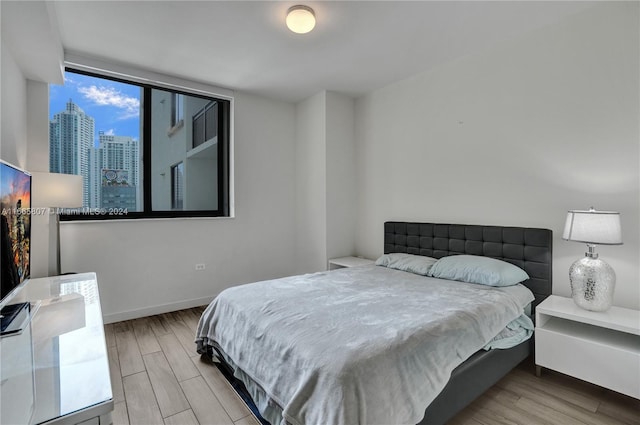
0 273 113 424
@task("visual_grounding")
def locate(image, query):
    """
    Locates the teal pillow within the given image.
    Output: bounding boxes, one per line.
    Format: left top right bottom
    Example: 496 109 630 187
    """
428 255 529 287
375 253 438 276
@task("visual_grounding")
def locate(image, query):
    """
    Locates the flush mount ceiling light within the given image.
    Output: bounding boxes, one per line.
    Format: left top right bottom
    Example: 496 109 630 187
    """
286 5 316 34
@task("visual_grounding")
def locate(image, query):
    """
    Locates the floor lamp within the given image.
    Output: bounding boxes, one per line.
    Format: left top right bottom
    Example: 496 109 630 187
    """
31 172 83 276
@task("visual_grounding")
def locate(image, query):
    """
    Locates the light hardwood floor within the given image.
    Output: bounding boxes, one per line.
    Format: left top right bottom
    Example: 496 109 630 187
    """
107 308 639 425
106 306 259 425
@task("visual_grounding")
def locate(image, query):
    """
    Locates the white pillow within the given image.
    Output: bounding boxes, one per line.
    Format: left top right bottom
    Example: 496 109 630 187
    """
375 253 438 276
428 255 529 287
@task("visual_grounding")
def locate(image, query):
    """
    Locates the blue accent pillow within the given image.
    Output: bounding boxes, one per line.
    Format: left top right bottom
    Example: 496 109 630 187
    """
428 255 529 287
375 253 438 276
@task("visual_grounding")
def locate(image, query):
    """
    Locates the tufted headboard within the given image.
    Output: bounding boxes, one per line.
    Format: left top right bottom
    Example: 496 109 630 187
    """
384 222 553 308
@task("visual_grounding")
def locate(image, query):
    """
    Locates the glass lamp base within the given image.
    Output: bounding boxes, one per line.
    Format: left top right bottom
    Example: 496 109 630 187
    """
569 256 616 312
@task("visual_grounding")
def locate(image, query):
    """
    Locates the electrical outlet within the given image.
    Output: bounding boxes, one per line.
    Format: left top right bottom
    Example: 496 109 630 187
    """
195 263 205 271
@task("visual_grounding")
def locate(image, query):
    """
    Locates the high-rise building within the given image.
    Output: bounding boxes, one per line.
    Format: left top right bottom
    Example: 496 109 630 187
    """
49 99 95 206
88 132 140 210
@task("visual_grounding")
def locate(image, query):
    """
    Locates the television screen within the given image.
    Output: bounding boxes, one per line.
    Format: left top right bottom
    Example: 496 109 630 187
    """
0 160 31 307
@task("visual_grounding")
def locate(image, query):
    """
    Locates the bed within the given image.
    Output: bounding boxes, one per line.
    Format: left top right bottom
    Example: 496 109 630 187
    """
196 222 552 425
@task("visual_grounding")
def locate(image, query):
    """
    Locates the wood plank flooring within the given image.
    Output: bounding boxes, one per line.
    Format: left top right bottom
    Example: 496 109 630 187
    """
108 308 639 425
106 306 259 425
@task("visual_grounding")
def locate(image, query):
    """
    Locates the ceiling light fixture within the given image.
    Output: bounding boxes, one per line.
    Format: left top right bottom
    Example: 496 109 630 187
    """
286 5 316 34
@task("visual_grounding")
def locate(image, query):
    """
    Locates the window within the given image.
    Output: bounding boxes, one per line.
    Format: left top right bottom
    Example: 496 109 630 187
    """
193 101 218 148
170 93 184 128
50 69 230 219
171 163 184 210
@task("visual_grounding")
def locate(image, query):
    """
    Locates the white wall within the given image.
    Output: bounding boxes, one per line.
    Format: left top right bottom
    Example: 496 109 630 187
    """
26 81 50 171
0 40 57 281
294 91 357 273
294 92 327 273
1 40 28 168
26 80 56 277
61 92 297 322
2 1 64 278
326 92 356 261
354 3 640 309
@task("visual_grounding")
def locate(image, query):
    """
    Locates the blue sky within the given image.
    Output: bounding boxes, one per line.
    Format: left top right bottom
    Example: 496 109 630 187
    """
49 71 141 147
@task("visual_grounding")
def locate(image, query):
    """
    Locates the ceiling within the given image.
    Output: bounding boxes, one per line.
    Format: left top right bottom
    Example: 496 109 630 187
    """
37 2 598 102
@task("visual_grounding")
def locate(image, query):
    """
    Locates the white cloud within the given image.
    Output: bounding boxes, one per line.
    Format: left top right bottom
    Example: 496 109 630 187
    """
78 85 139 119
104 129 115 136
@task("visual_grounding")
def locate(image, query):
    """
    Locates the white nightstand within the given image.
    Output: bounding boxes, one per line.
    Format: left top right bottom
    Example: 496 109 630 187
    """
328 256 375 270
535 295 640 399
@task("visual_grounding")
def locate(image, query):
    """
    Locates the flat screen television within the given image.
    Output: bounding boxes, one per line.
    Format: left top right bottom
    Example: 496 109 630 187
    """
0 159 31 310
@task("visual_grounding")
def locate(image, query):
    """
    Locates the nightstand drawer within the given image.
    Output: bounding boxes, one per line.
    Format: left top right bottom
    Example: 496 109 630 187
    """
535 318 640 398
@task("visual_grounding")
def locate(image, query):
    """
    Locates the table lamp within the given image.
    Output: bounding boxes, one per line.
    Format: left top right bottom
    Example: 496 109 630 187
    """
31 172 83 275
563 207 622 311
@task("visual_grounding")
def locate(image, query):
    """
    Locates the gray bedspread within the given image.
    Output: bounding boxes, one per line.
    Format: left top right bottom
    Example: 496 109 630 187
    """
196 265 529 425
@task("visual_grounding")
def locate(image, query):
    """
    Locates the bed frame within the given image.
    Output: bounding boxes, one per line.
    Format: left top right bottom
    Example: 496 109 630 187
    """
214 221 553 425
383 222 552 425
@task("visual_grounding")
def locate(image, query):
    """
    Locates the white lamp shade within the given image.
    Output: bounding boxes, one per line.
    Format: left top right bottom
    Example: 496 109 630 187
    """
563 209 622 245
31 172 83 208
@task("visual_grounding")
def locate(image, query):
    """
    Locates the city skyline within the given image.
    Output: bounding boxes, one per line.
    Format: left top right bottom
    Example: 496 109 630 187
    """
50 99 140 211
50 71 141 146
49 100 94 206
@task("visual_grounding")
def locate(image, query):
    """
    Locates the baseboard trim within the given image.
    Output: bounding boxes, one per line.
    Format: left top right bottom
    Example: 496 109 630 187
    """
103 295 215 324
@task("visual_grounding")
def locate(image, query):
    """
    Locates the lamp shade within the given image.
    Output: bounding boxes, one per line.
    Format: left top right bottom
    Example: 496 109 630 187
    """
563 208 622 245
31 172 83 208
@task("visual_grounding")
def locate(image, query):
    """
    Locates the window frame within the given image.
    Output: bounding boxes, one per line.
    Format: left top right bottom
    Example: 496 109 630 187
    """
58 67 231 221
